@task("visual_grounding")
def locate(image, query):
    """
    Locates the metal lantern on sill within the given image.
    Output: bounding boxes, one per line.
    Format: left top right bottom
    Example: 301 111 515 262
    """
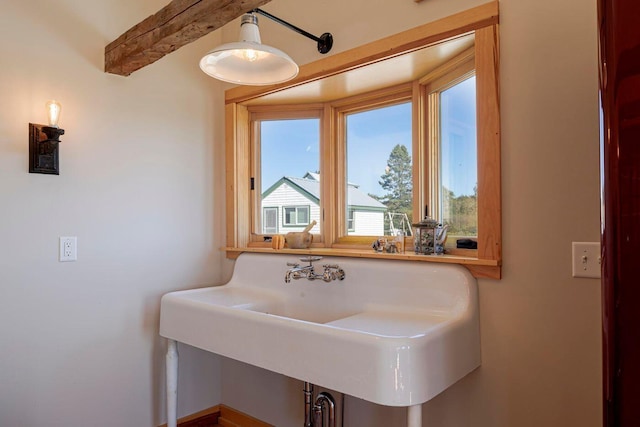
412 216 439 255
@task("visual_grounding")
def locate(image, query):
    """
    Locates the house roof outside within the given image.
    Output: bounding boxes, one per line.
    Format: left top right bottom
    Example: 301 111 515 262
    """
262 173 386 211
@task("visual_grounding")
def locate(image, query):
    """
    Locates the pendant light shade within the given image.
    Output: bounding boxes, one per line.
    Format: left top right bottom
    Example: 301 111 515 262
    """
200 14 299 85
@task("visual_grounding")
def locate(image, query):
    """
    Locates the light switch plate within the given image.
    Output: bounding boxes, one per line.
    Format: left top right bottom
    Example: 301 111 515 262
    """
572 242 600 278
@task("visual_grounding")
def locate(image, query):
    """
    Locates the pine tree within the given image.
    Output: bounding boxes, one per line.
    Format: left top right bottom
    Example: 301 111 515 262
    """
379 144 413 228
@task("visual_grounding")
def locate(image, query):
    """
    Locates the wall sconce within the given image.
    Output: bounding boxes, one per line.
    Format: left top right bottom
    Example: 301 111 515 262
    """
200 8 333 85
29 100 65 175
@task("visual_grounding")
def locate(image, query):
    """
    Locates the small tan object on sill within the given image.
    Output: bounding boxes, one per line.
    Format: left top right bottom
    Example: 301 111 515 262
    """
271 235 285 250
285 220 316 249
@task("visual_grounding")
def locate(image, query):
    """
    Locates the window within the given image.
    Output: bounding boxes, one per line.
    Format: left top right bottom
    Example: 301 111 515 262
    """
344 102 412 237
247 67 477 246
347 209 355 232
426 72 478 241
253 113 322 238
263 207 278 234
225 4 501 279
284 206 310 226
439 76 477 237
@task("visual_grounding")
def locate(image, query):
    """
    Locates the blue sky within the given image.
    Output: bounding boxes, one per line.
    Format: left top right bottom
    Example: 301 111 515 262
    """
346 103 412 196
260 119 320 193
440 76 477 197
259 77 477 197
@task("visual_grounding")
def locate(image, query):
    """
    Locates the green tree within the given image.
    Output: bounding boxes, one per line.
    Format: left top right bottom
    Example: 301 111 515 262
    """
442 185 477 236
379 144 413 232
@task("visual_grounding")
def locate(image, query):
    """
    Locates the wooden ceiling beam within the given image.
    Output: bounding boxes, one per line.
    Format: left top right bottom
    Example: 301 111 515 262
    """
105 0 272 76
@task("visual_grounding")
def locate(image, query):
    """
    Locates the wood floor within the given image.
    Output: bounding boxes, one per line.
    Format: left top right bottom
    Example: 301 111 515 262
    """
160 405 272 427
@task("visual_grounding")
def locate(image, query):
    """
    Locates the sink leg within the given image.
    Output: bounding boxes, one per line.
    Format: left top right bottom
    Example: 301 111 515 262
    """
408 404 422 427
166 339 178 427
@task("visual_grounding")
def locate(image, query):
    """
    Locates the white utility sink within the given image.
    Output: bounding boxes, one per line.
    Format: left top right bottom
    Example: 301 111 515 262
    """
160 253 480 413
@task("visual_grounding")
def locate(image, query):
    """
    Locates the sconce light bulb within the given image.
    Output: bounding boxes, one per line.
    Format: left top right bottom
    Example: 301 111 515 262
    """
46 100 62 128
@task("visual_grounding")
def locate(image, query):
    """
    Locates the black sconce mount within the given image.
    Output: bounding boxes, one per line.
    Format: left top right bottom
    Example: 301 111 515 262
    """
29 123 65 175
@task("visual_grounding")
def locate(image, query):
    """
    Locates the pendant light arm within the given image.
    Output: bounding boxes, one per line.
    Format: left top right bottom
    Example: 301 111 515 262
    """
252 8 333 54
252 8 320 43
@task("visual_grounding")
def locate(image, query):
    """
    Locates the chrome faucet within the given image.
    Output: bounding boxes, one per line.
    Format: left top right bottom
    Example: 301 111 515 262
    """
284 256 345 283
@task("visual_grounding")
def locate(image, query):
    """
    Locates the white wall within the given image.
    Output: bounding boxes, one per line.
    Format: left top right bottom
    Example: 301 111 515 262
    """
219 0 602 426
0 0 226 426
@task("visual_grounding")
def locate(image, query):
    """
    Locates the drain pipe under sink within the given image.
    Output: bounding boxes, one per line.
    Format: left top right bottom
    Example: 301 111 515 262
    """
313 392 336 427
304 382 339 427
303 382 315 427
304 381 421 427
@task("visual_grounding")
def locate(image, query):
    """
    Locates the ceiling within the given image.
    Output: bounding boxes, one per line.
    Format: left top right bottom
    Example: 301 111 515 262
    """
245 32 475 106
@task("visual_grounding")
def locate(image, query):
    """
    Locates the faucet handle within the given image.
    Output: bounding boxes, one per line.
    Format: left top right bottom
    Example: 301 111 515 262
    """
300 256 322 264
286 262 300 267
323 264 339 269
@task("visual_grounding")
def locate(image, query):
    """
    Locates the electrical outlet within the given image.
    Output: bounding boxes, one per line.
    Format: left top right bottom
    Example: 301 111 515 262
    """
572 242 600 278
59 236 77 262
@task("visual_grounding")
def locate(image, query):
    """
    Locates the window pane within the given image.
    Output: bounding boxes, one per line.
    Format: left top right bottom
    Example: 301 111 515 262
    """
297 206 309 224
440 76 477 237
284 207 295 225
259 118 321 233
347 209 355 232
263 207 278 234
346 102 412 236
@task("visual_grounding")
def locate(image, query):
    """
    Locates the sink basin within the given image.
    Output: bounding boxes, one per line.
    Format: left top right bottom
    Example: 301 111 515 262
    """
160 253 480 407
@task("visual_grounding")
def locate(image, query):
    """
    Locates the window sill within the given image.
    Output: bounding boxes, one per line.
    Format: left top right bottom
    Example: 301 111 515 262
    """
224 247 501 279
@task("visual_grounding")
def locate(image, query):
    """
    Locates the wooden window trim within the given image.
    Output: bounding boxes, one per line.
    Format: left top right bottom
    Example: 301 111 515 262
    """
224 2 501 279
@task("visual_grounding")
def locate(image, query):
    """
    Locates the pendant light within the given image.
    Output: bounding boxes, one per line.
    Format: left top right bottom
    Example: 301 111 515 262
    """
200 9 333 86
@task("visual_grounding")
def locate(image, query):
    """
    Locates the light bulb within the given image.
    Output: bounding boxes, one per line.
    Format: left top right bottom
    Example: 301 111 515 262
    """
243 49 259 62
46 100 62 128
